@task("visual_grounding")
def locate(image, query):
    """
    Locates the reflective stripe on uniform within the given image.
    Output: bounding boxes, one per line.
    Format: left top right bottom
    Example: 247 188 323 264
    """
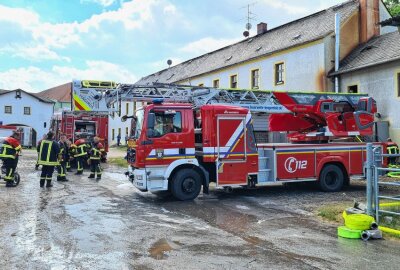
38 140 59 166
0 144 16 159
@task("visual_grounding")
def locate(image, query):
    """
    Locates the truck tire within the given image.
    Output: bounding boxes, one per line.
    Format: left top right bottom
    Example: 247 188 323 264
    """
171 169 201 201
319 164 344 192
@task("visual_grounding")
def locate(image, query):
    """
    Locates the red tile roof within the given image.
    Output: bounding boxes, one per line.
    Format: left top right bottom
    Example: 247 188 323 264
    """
38 82 72 103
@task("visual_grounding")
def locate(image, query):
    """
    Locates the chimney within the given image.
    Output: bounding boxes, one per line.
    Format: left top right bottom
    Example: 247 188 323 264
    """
257 22 268 35
360 0 380 43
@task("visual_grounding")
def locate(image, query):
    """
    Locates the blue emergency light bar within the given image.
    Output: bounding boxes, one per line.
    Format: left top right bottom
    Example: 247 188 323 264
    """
152 98 164 104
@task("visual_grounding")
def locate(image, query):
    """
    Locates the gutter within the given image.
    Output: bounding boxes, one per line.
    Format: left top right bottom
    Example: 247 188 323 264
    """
329 56 400 77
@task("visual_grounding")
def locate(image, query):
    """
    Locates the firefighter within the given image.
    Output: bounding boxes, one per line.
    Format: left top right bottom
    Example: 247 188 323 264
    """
38 131 60 188
57 134 69 182
88 136 104 180
66 139 72 172
73 135 87 175
0 131 21 187
387 138 399 167
35 134 47 170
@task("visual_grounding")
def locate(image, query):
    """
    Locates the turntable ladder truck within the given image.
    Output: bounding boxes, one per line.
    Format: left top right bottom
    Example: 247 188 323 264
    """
74 80 382 200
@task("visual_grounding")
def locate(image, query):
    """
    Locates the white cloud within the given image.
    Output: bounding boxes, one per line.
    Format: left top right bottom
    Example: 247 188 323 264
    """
0 45 70 62
260 0 310 15
179 37 240 56
53 60 137 84
0 61 137 92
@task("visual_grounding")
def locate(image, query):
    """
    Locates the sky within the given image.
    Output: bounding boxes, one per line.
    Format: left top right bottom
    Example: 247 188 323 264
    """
0 0 344 92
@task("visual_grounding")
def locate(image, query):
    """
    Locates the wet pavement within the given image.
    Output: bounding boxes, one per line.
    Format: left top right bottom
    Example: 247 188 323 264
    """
0 149 399 269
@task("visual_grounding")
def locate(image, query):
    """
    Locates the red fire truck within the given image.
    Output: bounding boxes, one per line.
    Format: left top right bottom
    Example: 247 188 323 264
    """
76 82 384 200
51 80 115 152
51 111 109 152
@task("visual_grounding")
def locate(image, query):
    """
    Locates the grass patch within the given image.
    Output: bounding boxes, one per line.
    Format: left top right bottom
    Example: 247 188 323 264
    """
107 157 128 167
380 204 400 231
317 203 351 223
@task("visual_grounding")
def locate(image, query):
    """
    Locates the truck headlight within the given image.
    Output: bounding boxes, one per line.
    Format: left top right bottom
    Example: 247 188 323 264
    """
136 175 143 180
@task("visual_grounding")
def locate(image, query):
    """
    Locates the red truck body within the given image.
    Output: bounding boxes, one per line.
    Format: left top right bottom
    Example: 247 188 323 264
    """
52 111 109 152
126 101 383 200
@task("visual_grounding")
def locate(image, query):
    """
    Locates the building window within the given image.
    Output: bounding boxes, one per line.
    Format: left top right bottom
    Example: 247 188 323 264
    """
347 85 358 93
230 75 238 88
213 79 220 88
4 106 12 114
112 129 115 140
24 107 31 115
126 103 129 115
397 73 400 97
118 128 121 138
275 62 285 85
198 83 204 87
125 127 129 136
251 69 260 89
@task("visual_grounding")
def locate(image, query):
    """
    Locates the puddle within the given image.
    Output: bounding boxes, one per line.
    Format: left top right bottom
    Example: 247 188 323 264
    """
148 238 181 260
103 172 127 182
236 205 250 210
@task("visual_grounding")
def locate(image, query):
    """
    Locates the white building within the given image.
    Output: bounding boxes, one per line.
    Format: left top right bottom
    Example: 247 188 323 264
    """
109 101 142 146
136 0 396 142
0 89 54 145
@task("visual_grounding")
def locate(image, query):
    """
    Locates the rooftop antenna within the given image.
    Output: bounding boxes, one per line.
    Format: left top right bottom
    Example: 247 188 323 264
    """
240 2 257 38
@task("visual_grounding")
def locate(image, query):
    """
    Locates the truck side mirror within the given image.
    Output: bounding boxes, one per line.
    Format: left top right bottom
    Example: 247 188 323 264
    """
121 115 128 122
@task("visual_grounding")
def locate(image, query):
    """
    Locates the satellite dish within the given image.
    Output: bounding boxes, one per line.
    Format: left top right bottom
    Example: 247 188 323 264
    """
167 59 172 67
246 22 252 30
243 31 250 38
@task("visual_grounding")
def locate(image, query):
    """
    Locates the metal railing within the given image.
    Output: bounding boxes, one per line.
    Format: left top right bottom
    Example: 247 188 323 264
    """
366 143 400 223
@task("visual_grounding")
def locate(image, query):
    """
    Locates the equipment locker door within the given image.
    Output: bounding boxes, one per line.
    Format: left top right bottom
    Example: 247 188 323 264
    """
216 115 248 186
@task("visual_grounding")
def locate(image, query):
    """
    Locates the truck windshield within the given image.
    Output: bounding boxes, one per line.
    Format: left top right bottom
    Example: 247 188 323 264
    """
133 109 144 138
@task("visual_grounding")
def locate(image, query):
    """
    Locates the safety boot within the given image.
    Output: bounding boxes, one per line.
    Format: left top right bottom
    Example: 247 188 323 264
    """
88 174 95 179
40 179 45 187
75 171 83 175
5 181 16 187
57 176 61 181
96 175 101 180
46 180 53 188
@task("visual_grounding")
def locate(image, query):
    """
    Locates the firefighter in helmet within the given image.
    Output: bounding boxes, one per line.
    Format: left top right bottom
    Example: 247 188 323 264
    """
387 138 399 167
0 131 21 187
37 131 60 188
57 134 69 182
73 135 88 175
88 136 105 180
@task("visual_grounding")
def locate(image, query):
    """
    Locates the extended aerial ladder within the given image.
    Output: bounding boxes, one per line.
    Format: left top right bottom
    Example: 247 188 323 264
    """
73 80 367 114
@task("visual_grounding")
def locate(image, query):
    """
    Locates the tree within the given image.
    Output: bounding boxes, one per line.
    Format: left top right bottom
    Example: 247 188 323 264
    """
383 0 400 16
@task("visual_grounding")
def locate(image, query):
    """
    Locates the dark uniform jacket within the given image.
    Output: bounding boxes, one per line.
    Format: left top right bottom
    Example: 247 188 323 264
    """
0 137 21 159
38 140 60 166
89 142 104 160
58 141 69 162
73 139 88 157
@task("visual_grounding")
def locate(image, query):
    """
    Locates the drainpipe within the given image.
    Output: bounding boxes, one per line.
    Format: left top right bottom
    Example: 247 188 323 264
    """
334 13 341 93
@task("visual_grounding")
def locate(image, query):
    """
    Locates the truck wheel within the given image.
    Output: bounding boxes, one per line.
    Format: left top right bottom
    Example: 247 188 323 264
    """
171 169 201 201
319 164 344 192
